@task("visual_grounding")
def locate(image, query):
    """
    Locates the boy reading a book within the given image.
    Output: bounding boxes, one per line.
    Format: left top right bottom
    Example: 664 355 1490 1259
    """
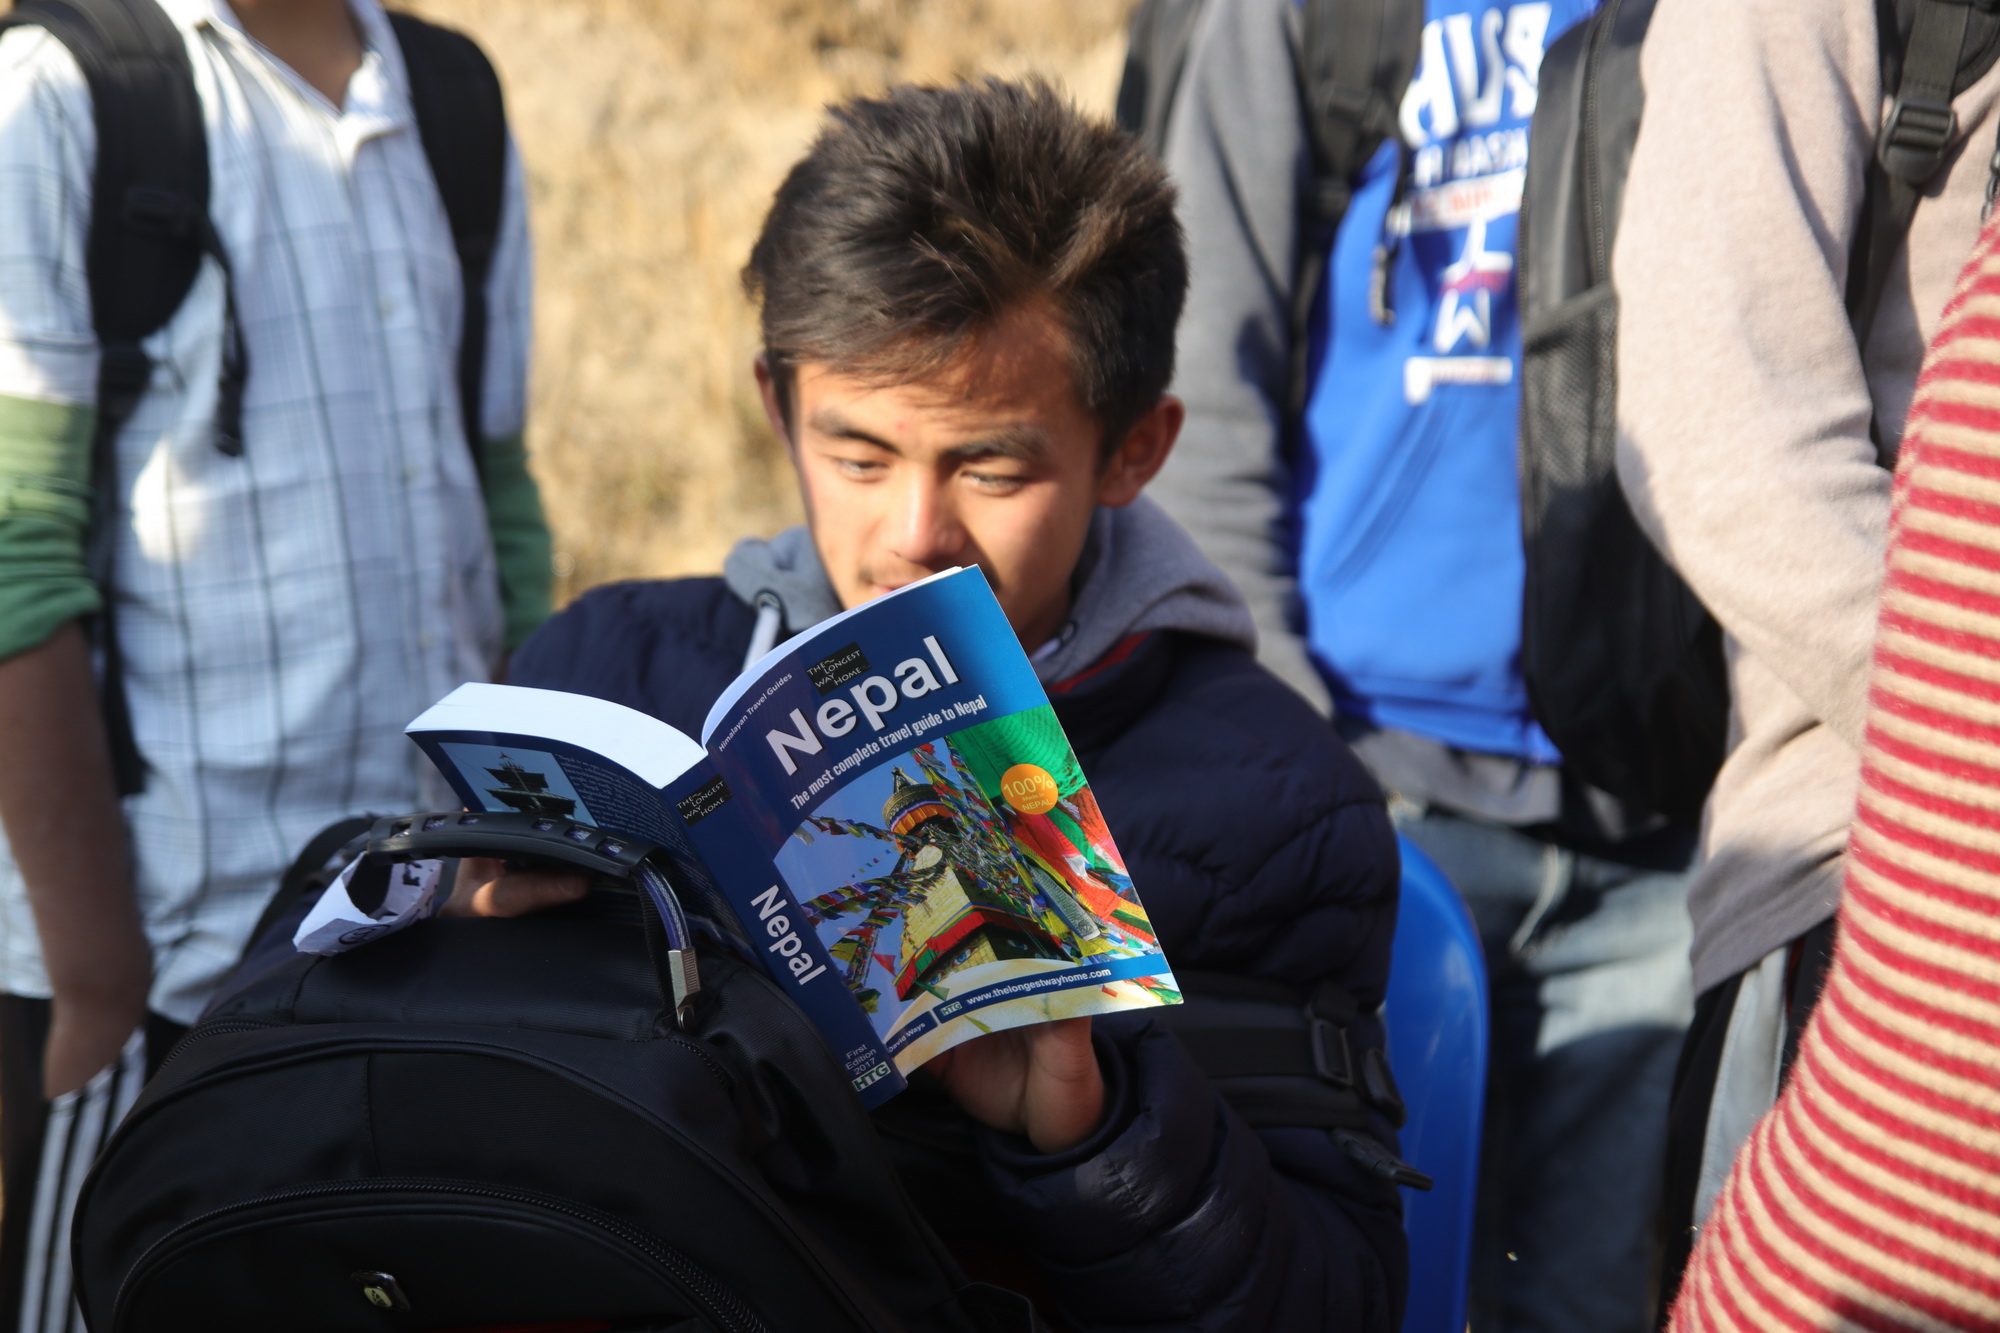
485 78 1409 1332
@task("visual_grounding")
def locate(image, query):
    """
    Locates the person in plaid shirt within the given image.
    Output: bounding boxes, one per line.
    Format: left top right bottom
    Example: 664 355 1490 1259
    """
0 0 550 1326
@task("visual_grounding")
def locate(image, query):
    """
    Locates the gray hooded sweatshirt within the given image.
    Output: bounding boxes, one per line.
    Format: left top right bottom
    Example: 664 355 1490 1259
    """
719 494 1258 683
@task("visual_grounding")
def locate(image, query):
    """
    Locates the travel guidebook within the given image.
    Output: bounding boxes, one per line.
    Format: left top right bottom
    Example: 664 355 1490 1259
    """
404 567 1180 1106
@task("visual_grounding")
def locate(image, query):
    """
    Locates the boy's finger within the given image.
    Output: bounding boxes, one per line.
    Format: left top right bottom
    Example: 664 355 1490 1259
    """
472 869 590 918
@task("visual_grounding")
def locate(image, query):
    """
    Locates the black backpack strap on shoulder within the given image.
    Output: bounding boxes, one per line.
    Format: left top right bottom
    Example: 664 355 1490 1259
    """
1851 0 2000 367
388 11 507 467
1282 0 1422 462
1153 969 1432 1190
1 0 240 795
5 0 246 460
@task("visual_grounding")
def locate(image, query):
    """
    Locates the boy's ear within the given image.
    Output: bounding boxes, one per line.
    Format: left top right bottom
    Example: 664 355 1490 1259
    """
754 354 794 455
1096 394 1184 508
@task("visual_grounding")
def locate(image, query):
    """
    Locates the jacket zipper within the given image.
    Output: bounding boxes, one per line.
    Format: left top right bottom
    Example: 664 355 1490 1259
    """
113 1176 769 1333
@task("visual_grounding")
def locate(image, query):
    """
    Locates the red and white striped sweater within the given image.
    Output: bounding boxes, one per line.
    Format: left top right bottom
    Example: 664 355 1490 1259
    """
1671 219 2000 1331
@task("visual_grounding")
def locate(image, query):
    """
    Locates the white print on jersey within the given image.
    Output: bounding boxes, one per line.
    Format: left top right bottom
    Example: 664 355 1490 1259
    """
1434 217 1514 352
1404 355 1513 404
1411 128 1529 192
1400 3 1552 145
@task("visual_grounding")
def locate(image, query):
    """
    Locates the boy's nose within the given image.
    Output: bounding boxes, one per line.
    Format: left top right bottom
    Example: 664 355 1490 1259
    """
888 477 967 569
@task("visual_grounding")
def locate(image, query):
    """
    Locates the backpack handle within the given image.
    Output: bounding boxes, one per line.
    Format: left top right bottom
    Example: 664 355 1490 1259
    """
363 811 701 1026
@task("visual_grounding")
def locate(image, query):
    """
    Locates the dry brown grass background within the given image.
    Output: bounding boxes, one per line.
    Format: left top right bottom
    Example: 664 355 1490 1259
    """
399 0 1138 604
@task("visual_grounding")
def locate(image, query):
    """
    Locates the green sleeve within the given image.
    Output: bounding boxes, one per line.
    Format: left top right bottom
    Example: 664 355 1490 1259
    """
0 394 100 663
479 429 553 651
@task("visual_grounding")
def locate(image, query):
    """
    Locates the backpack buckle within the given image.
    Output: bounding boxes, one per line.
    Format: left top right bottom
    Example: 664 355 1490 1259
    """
1308 1015 1355 1088
1878 91 1958 184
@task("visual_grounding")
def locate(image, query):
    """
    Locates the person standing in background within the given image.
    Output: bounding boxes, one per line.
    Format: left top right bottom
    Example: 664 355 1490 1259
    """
1668 209 2000 1333
0 0 549 1325
1150 1 1695 1329
1612 0 2000 1313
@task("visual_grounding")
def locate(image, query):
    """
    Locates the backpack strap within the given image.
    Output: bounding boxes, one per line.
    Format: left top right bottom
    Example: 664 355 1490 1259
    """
1110 0 1420 460
387 11 507 465
1113 0 1211 157
1282 0 1422 461
4 0 246 459
0 0 241 795
1849 0 2000 381
1152 969 1432 1189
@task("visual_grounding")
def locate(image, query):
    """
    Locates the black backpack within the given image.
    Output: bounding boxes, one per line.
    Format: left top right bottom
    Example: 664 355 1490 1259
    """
0 0 507 797
1517 0 2000 824
70 812 1046 1333
70 810 1417 1330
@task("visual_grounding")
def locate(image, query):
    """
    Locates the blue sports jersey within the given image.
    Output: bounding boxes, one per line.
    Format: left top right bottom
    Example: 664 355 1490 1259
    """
1295 0 1594 762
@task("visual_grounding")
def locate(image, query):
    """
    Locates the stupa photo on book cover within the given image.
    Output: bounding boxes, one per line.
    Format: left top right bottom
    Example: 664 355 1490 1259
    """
775 702 1178 1069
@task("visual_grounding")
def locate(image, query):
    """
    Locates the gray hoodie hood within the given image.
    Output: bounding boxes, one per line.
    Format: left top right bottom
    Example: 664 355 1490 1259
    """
721 495 1257 684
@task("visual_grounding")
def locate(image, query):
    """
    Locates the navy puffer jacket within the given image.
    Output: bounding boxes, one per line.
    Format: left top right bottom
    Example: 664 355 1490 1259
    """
512 577 1408 1332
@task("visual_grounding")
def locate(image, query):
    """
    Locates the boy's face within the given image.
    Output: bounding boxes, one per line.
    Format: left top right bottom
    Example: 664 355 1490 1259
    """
757 301 1181 651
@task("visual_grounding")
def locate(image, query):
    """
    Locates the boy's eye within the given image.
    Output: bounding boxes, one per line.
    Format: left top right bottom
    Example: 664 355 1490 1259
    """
830 455 886 479
963 469 1026 494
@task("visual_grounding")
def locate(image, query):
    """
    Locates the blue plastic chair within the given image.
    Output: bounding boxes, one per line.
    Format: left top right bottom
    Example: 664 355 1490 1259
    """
1383 835 1489 1333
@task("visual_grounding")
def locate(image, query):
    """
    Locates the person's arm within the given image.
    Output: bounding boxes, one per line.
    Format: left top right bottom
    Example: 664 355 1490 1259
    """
0 27 151 1095
1670 219 2000 1333
0 625 150 1096
1151 0 1330 713
475 135 552 654
1613 0 1892 749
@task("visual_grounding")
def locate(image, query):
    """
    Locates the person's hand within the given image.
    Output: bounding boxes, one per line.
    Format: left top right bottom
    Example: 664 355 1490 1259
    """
441 857 590 918
927 1016 1105 1154
45 966 148 1098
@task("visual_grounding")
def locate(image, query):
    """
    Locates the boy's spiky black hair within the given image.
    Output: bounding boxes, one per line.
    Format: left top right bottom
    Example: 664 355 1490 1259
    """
744 77 1187 456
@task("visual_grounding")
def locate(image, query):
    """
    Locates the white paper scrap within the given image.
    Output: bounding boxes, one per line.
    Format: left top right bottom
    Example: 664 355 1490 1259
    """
293 856 445 955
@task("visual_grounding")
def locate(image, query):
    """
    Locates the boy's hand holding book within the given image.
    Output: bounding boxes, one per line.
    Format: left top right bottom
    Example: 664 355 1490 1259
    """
440 858 589 919
927 1016 1106 1154
454 857 1111 1154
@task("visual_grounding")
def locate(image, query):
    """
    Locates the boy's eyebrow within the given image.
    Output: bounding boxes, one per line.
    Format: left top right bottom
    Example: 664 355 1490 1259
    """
806 410 1054 463
941 426 1054 463
807 408 901 452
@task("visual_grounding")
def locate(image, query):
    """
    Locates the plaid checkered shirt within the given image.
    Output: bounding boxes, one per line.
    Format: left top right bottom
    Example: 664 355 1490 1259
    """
0 0 533 1024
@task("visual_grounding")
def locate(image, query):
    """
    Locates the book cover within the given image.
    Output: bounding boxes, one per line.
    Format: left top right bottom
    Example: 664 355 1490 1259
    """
687 567 1180 1096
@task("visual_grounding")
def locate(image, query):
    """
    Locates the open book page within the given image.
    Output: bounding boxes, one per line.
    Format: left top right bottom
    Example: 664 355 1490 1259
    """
403 684 745 938
408 683 705 818
689 567 1180 1096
